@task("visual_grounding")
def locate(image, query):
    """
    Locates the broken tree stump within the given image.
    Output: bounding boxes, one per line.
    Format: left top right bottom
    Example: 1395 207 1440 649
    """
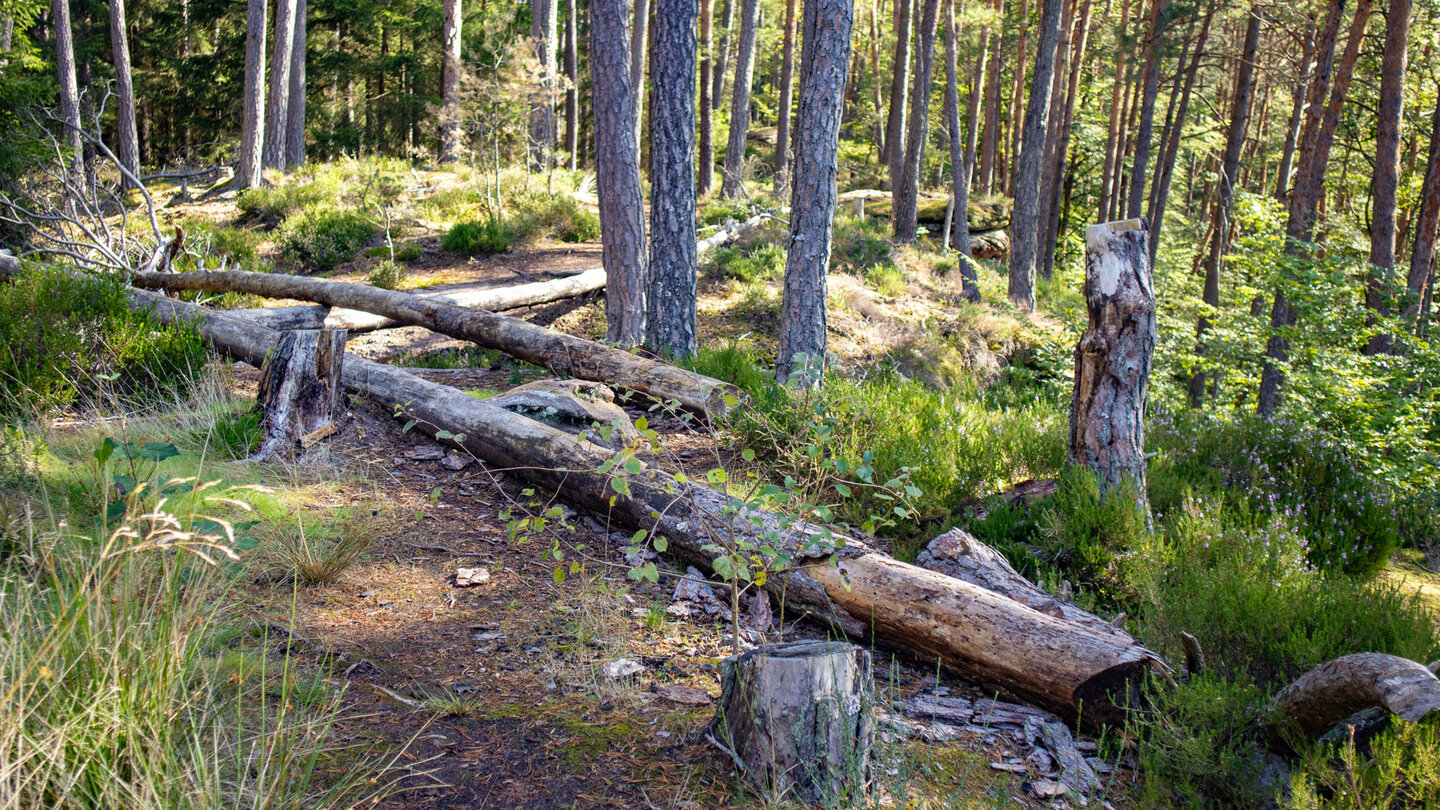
713 641 873 805
252 329 347 460
1270 653 1440 741
1069 218 1156 516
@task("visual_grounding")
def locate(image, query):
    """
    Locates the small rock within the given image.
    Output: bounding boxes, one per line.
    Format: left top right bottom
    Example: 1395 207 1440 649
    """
991 762 1028 774
377 600 393 607
404 445 446 461
654 684 712 705
626 547 658 567
1029 778 1067 799
454 567 490 587
441 452 472 471
603 659 646 679
922 723 966 743
665 603 693 618
360 588 377 598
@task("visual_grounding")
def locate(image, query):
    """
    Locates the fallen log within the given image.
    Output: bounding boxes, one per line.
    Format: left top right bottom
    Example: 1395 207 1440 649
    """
126 290 1167 729
1270 653 1440 740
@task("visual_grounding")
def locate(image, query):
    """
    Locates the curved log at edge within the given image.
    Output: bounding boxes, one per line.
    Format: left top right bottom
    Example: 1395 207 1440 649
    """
1271 653 1440 740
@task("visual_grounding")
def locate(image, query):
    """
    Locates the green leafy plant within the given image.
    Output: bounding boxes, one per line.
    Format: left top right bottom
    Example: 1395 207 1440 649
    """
368 260 407 290
279 208 376 271
443 218 514 256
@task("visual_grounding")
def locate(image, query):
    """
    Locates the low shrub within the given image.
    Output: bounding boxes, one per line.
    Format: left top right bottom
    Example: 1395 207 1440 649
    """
830 216 895 274
368 260 407 290
712 243 786 283
280 208 376 271
443 218 514 256
698 197 753 227
1032 467 1150 604
512 194 601 243
865 261 907 296
199 409 263 459
236 182 335 223
0 265 208 416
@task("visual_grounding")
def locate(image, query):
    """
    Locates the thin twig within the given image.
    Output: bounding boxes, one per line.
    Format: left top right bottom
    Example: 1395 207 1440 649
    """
705 732 745 773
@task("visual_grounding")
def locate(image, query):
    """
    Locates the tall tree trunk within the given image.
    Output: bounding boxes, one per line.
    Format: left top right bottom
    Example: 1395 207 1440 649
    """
1035 0 1074 280
52 0 83 194
720 0 760 196
870 0 885 153
1189 5 1260 407
647 0 699 356
894 0 942 242
699 0 714 191
883 0 914 184
1147 2 1212 267
566 0 580 170
1098 0 1131 222
978 0 1005 195
237 0 267 188
1258 0 1370 417
712 0 733 110
439 0 463 163
944 0 980 301
1039 0 1092 281
774 0 799 194
777 0 854 385
1275 21 1316 202
286 0 307 167
263 0 297 169
592 0 649 345
1006 0 1063 312
107 0 140 188
1362 0 1411 355
1124 0 1170 218
531 0 559 170
1005 0 1031 196
1406 102 1440 332
630 0 651 151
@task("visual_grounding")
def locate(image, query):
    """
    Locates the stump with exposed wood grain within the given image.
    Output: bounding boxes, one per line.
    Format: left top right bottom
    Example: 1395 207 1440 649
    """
252 329 347 460
713 641 873 805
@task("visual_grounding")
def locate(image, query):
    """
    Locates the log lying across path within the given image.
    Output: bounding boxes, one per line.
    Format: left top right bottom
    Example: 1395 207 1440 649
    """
128 289 1166 728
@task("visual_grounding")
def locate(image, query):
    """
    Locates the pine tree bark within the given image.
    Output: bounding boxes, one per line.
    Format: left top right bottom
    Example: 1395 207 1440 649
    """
1362 0 1411 355
1005 0 1031 196
1146 2 1212 267
699 0 714 192
1406 102 1440 332
566 0 581 169
1038 0 1091 281
1005 0 1063 312
1258 0 1371 416
262 0 297 170
893 0 942 243
777 0 853 385
237 0 267 188
285 0 307 167
978 0 1005 195
1124 0 1170 219
252 329 347 461
531 0 559 170
1035 0 1077 281
438 0 463 164
720 0 760 196
773 0 799 194
944 0 979 301
712 0 733 110
630 0 651 152
1275 21 1316 202
1189 5 1260 407
883 0 914 184
51 0 83 194
107 0 141 189
646 0 699 357
592 0 649 345
1098 0 1131 222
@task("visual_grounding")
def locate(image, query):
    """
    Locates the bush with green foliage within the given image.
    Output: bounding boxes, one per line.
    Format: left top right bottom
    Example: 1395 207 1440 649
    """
279 208 376 271
830 216 895 275
236 182 336 223
698 197 754 227
865 261 907 296
711 243 786 283
0 265 208 416
367 260 407 289
511 194 601 243
443 218 514 256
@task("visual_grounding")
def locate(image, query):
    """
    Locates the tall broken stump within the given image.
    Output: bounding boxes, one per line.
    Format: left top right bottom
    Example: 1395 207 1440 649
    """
252 328 347 460
713 640 873 805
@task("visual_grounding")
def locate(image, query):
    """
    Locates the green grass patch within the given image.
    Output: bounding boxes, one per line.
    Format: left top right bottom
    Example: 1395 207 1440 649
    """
443 218 514 256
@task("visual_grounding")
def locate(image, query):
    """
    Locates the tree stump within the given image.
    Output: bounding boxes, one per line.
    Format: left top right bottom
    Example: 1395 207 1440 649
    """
712 641 873 805
252 329 347 460
1069 218 1156 516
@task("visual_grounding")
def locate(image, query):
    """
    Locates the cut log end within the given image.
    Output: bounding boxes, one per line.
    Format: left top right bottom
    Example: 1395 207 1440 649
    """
252 329 347 461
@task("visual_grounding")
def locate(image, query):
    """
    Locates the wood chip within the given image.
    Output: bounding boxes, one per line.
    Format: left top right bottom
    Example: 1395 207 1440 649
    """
454 566 490 587
654 685 712 705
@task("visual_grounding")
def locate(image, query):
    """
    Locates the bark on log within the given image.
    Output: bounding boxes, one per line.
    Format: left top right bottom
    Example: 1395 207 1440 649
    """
252 329 347 460
1271 653 1440 740
714 641 873 804
127 270 741 418
125 290 1167 729
1069 218 1155 516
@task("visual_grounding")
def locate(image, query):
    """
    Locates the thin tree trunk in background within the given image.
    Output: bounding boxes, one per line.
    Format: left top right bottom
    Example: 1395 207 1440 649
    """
1039 0 1091 281
945 0 980 301
1006 0 1031 196
1258 0 1367 417
1148 12 1193 221
1125 0 1170 219
1035 0 1073 279
1147 2 1212 267
566 0 580 170
1190 5 1260 407
532 0 559 170
1275 22 1316 202
630 0 650 151
870 0 885 152
592 0 649 345
439 0 462 163
894 0 941 242
774 0 799 193
263 0 297 169
1113 47 1141 218
1362 0 1411 355
52 0 83 193
647 0 699 357
237 0 267 188
1098 0 1131 221
286 0 307 167
712 0 733 110
699 0 714 191
777 0 853 385
883 0 914 185
1006 0 1063 312
979 0 1005 195
720 0 760 196
1407 103 1440 331
108 0 141 188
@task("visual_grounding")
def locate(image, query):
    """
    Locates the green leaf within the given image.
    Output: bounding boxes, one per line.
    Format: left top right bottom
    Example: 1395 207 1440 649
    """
741 448 756 462
94 436 119 464
553 566 566 584
136 442 180 462
834 483 852 497
622 457 643 475
652 535 668 552
435 429 455 441
610 477 631 497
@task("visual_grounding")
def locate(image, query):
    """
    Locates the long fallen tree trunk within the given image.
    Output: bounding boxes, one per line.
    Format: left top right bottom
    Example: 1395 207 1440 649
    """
128 290 1166 729
226 268 607 332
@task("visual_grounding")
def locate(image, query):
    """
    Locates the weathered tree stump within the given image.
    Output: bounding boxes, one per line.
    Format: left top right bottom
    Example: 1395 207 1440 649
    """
1069 218 1156 515
1270 653 1440 742
252 329 347 460
712 641 873 805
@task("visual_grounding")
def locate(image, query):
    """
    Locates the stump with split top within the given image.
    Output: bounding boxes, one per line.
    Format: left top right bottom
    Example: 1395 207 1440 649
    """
713 641 873 805
252 329 347 460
